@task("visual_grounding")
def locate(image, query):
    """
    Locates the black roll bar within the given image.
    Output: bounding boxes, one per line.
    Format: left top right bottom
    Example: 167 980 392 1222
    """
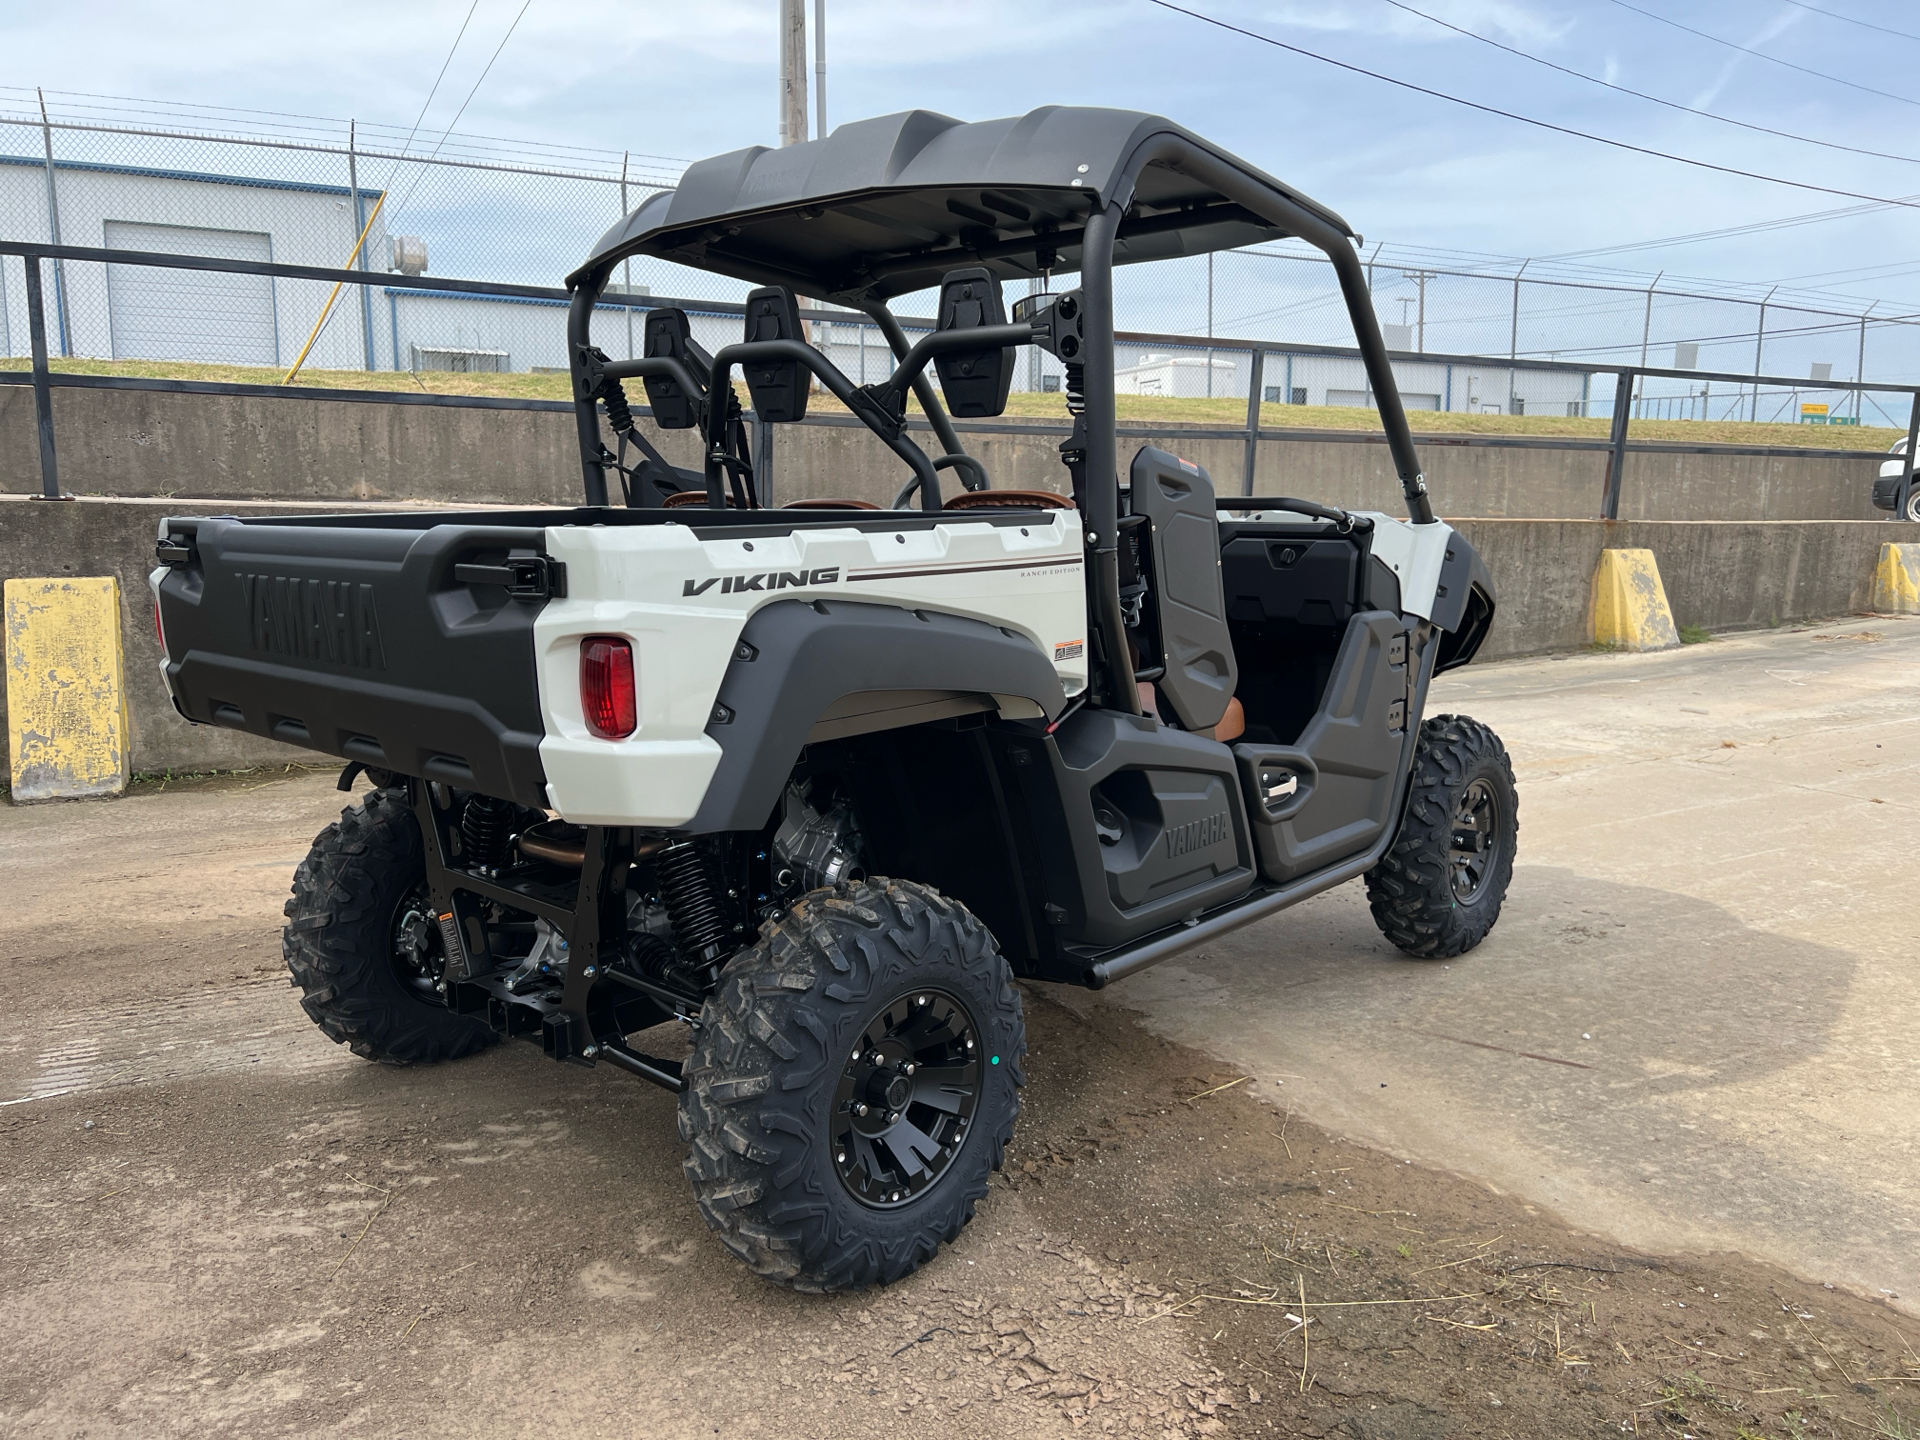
1080 200 1143 718
700 338 945 510
566 273 613 506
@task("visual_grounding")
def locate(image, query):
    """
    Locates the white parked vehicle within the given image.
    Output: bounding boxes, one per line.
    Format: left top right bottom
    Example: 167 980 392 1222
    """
153 107 1514 1292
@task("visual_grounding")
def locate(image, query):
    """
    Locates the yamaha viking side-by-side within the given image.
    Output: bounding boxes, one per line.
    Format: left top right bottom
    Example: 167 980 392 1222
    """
152 107 1514 1292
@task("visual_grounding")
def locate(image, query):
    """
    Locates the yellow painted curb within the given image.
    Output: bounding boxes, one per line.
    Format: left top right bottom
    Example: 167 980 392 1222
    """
1870 542 1920 614
1588 548 1681 652
4 576 131 801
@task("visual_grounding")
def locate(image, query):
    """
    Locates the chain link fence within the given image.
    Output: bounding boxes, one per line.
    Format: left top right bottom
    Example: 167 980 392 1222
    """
4 88 1917 427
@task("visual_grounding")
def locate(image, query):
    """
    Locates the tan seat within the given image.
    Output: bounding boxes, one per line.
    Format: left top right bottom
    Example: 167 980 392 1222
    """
783 497 880 510
1211 695 1246 744
1137 684 1243 742
662 490 739 509
940 489 1075 511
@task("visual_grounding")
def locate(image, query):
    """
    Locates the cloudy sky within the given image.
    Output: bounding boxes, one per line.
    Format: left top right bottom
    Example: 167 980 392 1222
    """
7 0 1919 312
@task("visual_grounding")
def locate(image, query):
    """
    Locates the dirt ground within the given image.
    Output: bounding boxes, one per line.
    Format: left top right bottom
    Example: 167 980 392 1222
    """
2 765 1916 1439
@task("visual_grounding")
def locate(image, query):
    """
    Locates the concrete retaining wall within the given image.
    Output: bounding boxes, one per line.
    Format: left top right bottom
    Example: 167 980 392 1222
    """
0 382 1889 521
4 494 1914 783
1451 518 1920 659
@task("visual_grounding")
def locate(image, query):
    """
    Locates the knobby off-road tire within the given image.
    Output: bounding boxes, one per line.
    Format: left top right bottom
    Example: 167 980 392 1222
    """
678 877 1025 1293
1366 714 1518 960
283 787 495 1064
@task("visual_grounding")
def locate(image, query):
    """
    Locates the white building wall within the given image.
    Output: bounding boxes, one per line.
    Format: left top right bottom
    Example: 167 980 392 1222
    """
0 156 386 370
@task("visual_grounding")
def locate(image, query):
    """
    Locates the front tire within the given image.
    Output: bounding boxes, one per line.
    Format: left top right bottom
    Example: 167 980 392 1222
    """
678 878 1025 1292
283 787 495 1064
1905 486 1920 523
1366 715 1518 959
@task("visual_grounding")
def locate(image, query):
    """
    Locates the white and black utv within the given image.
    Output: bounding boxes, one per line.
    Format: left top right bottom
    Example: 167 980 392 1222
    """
152 107 1513 1292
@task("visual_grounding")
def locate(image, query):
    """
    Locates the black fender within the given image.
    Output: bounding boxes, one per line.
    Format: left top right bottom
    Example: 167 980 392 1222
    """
681 599 1068 834
1431 530 1496 674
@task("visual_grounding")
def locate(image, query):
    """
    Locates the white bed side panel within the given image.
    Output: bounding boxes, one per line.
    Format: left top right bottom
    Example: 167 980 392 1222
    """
534 512 1087 826
1358 513 1455 621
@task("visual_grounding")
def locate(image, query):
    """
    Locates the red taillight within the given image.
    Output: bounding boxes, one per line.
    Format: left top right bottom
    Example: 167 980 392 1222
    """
153 602 166 653
579 636 636 739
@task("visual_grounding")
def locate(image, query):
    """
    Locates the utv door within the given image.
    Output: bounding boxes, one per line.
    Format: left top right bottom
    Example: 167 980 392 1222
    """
1217 517 1426 884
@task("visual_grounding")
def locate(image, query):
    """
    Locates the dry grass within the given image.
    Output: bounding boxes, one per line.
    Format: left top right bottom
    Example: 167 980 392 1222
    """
5 355 1900 451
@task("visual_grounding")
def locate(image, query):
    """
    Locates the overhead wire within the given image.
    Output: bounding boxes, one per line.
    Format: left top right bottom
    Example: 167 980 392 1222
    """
1604 0 1920 109
1378 0 1920 167
286 0 486 379
1144 1 1920 214
1774 0 1920 45
390 0 535 218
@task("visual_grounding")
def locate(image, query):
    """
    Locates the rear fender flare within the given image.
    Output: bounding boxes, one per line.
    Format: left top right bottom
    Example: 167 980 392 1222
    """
681 599 1067 833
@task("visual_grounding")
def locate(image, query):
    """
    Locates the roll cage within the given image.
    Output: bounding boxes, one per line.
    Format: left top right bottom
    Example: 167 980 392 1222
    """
563 105 1433 720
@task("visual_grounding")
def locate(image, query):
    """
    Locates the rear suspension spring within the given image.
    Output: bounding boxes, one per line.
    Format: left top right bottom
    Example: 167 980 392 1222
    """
460 795 516 871
656 841 730 968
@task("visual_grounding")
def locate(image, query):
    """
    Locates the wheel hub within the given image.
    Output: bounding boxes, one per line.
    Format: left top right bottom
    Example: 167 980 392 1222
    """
1448 778 1499 904
390 884 447 998
831 990 981 1209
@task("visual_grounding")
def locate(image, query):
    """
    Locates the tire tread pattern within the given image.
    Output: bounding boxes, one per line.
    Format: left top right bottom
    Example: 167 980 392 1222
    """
678 877 1025 1293
282 788 495 1066
1365 713 1518 959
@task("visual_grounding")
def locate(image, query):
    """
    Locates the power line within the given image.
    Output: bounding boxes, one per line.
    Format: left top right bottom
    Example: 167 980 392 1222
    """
1775 0 1920 46
1542 190 1920 262
1378 0 1920 167
383 0 481 190
392 0 534 216
1144 1 1920 213
1605 0 1920 109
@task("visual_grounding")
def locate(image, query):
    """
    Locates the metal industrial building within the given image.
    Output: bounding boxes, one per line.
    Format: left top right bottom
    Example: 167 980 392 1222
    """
2 152 1592 413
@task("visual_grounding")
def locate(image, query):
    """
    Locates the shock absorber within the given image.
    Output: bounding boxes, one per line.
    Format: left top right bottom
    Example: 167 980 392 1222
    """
460 795 516 872
655 841 730 968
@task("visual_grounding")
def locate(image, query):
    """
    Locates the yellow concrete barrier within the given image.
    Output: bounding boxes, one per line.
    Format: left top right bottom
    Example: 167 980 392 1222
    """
1870 542 1920 614
4 576 131 801
1588 547 1680 651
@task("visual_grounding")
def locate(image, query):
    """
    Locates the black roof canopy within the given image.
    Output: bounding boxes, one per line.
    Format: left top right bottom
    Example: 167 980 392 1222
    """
573 106 1358 302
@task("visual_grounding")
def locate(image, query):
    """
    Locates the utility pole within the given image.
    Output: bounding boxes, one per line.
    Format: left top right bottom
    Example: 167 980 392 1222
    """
1752 285 1777 423
1508 258 1528 415
1856 302 1875 423
814 0 827 141
1400 269 1436 352
780 0 808 146
1633 272 1661 417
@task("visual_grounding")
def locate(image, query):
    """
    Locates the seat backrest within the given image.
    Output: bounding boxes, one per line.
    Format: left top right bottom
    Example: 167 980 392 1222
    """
1128 447 1238 732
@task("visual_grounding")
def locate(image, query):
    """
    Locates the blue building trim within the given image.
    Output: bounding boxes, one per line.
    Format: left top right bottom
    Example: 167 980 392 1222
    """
0 150 382 201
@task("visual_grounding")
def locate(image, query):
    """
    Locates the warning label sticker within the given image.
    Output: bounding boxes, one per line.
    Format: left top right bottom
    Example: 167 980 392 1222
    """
1053 640 1085 662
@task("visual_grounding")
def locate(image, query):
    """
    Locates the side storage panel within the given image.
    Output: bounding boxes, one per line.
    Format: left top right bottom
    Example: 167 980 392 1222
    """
1001 709 1255 952
1233 611 1412 883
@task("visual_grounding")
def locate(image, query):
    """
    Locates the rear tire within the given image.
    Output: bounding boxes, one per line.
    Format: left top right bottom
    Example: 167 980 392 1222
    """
1366 714 1518 959
1905 486 1920 523
282 787 495 1064
678 878 1025 1292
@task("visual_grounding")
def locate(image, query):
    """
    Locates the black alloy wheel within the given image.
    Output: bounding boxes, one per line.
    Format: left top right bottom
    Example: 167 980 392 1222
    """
391 884 447 1001
1448 778 1500 904
1365 714 1519 960
679 877 1024 1292
830 990 982 1208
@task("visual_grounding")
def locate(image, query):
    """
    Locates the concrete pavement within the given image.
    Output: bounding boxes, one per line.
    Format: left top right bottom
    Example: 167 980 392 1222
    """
1083 612 1920 1313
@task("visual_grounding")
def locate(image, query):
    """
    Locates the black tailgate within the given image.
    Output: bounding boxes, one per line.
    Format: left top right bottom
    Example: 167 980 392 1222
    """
155 516 558 807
